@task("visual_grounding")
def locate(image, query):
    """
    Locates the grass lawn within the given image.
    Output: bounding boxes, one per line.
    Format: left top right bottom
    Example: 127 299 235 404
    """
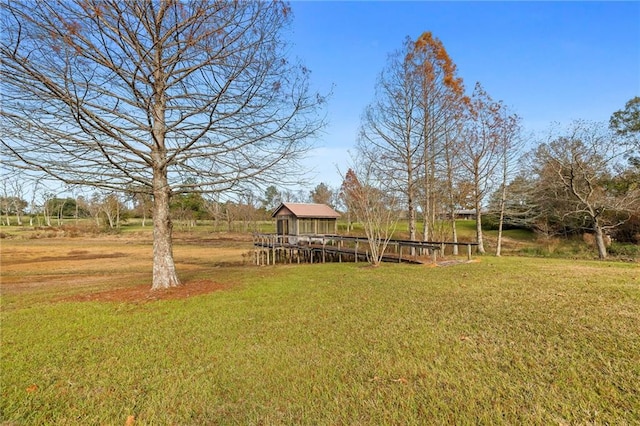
1 234 639 424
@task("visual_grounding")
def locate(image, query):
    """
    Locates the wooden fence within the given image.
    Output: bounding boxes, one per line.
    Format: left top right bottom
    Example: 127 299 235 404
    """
252 234 478 266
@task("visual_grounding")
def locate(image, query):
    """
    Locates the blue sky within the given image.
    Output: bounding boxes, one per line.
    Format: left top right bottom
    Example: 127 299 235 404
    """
287 1 640 188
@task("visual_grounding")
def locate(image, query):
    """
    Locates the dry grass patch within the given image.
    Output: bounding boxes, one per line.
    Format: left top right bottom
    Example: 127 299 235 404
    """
0 234 251 304
64 279 232 303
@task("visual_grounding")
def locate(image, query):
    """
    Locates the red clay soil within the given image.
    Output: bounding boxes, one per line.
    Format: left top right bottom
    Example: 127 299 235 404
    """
65 280 231 303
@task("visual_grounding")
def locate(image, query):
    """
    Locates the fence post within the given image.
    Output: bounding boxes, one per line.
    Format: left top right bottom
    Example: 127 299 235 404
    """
467 244 472 261
272 235 276 265
322 238 326 263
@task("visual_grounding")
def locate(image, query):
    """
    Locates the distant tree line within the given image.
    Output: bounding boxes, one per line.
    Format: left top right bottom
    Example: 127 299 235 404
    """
0 179 346 232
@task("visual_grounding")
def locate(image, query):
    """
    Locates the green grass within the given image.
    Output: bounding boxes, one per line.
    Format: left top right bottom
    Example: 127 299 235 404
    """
2 256 639 424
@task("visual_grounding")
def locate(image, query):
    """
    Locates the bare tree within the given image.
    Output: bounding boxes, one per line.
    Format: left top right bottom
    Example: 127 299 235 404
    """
0 179 13 226
459 83 504 254
101 193 124 229
130 190 153 227
341 163 400 267
235 191 261 232
441 122 469 254
357 37 423 242
279 187 309 204
407 32 467 242
27 179 44 227
529 121 638 259
37 192 57 227
1 1 325 289
0 170 28 226
78 192 103 227
357 32 467 245
495 111 523 256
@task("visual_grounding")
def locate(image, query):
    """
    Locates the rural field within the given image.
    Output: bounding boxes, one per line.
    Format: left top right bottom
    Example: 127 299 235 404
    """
1 226 639 424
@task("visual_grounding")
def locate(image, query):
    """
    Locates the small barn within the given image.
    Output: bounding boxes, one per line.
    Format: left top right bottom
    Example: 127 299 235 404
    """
272 203 340 237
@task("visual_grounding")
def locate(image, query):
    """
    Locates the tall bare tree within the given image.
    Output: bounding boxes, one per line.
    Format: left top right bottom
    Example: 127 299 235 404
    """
441 120 467 254
1 0 325 289
459 83 504 254
357 32 467 244
495 111 523 256
357 37 422 242
406 32 467 242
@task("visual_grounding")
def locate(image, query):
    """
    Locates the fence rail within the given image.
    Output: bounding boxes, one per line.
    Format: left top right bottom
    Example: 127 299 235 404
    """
252 233 478 266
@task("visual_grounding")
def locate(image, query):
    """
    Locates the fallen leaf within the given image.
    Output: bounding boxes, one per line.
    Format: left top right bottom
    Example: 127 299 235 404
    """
125 415 135 426
26 384 38 393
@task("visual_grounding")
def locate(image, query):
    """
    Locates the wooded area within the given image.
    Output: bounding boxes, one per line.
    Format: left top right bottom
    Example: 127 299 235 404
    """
345 32 639 261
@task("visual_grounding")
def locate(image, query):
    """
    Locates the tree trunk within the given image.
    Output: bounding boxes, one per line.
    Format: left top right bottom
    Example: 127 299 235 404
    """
422 176 430 242
105 209 115 228
150 42 179 290
59 199 67 225
408 199 417 256
451 217 458 255
408 191 416 242
496 184 507 257
496 216 504 256
422 215 428 242
474 174 486 253
152 178 180 290
475 201 485 254
44 203 51 226
594 218 608 260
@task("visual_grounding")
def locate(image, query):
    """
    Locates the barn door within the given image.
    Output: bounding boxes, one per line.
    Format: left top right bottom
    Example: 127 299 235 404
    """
277 218 289 235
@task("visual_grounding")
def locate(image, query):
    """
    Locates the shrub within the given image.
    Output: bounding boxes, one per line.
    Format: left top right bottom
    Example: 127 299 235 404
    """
607 242 640 259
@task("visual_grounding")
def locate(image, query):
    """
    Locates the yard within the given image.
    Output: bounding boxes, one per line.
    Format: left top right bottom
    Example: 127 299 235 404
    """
1 230 639 424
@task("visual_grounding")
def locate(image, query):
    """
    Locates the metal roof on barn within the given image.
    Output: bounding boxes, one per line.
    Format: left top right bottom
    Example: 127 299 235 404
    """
272 203 341 219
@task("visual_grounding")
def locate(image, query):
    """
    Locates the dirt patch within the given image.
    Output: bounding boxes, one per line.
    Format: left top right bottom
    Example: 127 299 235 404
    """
64 279 232 303
29 252 129 264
